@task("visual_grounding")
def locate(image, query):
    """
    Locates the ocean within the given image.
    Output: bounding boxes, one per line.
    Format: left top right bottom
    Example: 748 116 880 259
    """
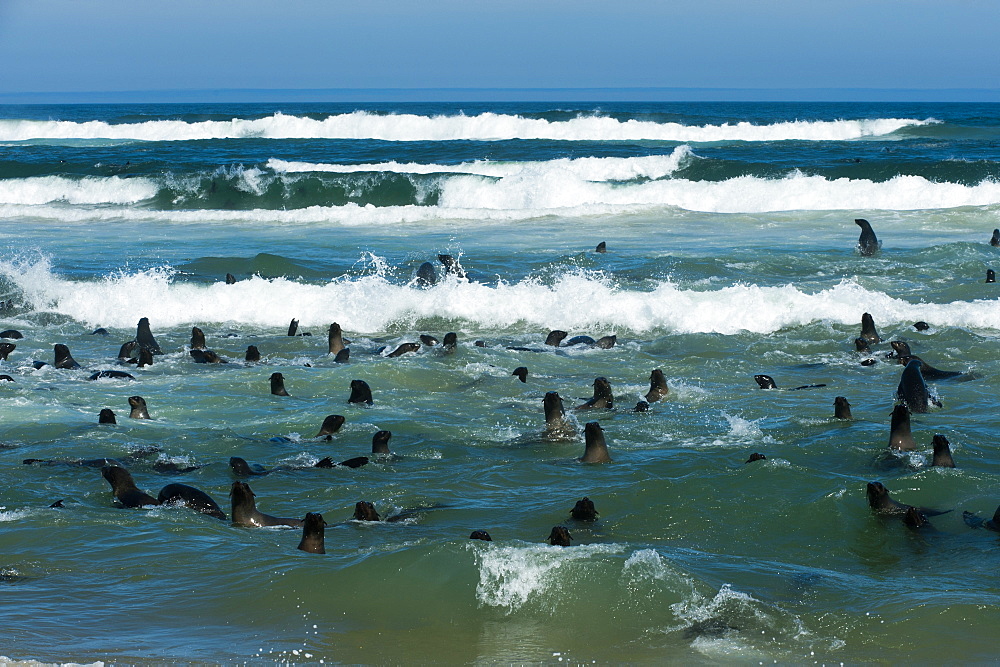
0 100 998 664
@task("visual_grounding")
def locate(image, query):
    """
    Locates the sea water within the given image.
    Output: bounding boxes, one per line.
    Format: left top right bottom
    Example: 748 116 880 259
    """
0 100 999 664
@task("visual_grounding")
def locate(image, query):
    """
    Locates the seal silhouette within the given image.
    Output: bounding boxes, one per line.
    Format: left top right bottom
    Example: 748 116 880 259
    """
547 526 573 546
327 323 346 356
543 391 575 437
348 379 373 405
859 312 881 345
54 344 81 369
245 345 261 362
931 434 955 468
0 342 14 360
834 396 853 420
99 408 117 424
101 466 159 508
855 218 880 256
371 430 392 454
580 421 612 463
297 512 327 553
888 404 916 451
136 317 162 354
128 396 151 419
897 358 937 413
576 377 613 410
230 481 303 528
645 369 669 403
316 414 345 439
512 366 528 383
158 483 226 520
190 327 206 350
270 372 290 397
570 497 598 521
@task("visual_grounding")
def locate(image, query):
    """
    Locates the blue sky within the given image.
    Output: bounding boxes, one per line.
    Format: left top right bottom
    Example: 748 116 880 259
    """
1 0 998 100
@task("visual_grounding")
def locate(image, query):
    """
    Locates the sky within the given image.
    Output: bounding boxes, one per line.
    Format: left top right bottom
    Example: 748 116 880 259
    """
0 0 998 101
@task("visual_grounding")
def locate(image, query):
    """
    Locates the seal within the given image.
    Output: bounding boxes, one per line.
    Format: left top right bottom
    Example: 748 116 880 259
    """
645 369 669 403
469 529 493 541
903 506 929 530
226 273 237 284
190 349 226 364
348 379 373 405
931 434 955 468
128 395 151 419
25 456 123 467
595 335 617 349
634 400 649 412
229 481 303 528
415 261 437 287
419 334 439 347
270 372 290 397
545 330 568 347
99 408 117 424
101 465 159 508
855 218 880 256
888 404 916 451
565 335 596 346
315 455 369 469
0 330 24 339
0 374 14 382
543 391 575 437
91 327 109 336
547 526 573 546
190 327 206 350
897 358 937 413
287 319 299 336
746 452 767 463
895 354 962 381
913 321 929 331
992 229 1000 247
229 456 270 476
512 366 528 383
371 430 392 454
441 332 458 353
334 348 350 363
438 254 465 277
386 342 420 358
580 421 611 463
136 317 162 354
0 342 14 360
353 501 381 521
297 512 327 553
157 483 227 519
866 480 950 517
754 374 777 389
245 345 261 362
316 414 346 439
859 312 881 344
576 377 613 410
987 269 996 283
834 396 853 419
328 323 346 355
570 497 598 521
89 370 135 381
54 344 81 369
117 340 138 361
595 241 607 253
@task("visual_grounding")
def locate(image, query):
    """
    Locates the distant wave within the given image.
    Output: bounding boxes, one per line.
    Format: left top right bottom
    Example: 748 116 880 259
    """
0 112 934 143
3 259 999 333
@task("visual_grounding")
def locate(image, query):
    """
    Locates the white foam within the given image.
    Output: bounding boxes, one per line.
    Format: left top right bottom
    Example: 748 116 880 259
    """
0 175 158 205
0 113 932 143
3 259 1000 333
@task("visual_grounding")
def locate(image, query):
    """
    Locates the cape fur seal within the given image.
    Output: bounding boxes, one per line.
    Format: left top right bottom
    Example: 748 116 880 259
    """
0 330 23 339
101 466 159 508
931 434 955 467
157 483 226 519
897 358 938 413
419 334 439 347
992 229 1000 247
54 344 81 369
580 421 612 463
855 218 880 256
753 375 825 390
442 332 457 353
415 262 437 286
245 345 261 362
316 414 345 438
128 396 151 419
371 430 392 454
438 254 465 277
987 270 996 283
270 372 290 396
888 404 916 451
834 396 853 419
99 409 117 424
287 319 299 336
314 455 369 469
595 241 607 253
746 452 767 463
353 501 381 521
334 348 350 363
547 526 573 546
645 369 669 403
576 377 613 409
386 342 420 358
0 342 14 360
328 323 345 355
190 327 206 350
136 317 162 354
229 456 270 476
512 366 528 383
570 497 598 521
117 340 138 361
859 313 881 345
545 330 568 347
543 392 575 437
866 480 950 517
962 506 1000 531
297 512 327 553
348 379 373 405
229 481 303 528
190 349 226 363
469 529 493 541
0 374 14 382
88 370 135 381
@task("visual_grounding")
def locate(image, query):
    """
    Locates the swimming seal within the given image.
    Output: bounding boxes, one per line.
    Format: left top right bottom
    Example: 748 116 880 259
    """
226 273 237 284
0 374 14 382
547 526 573 546
353 501 381 521
544 330 568 347
0 342 14 360
0 330 23 339
754 374 825 390
297 512 327 554
913 321 929 331
88 370 135 381
415 262 437 286
888 404 916 451
157 483 226 520
987 270 996 283
54 344 81 369
328 323 345 355
438 254 465 277
287 319 299 336
576 377 613 410
746 452 767 463
334 348 350 363
903 506 929 530
348 379 373 405
128 396 151 419
101 466 159 508
316 414 346 439
512 366 528 383
441 332 457 353
855 218 880 256
91 328 109 336
570 497 598 521
992 229 1000 247
580 421 611 463
245 345 261 362
866 480 950 517
117 340 138 361
564 335 596 346
419 334 439 347
229 456 270 476
371 430 392 454
834 396 853 419
896 354 962 381
645 369 669 403
270 372 290 397
386 342 419 358
633 400 649 412
931 434 955 468
229 481 303 528
859 313 881 345
99 408 117 424
135 317 162 355
469 530 493 541
315 455 369 469
595 241 607 253
962 506 1000 531
897 358 937 413
190 327 206 350
543 391 575 437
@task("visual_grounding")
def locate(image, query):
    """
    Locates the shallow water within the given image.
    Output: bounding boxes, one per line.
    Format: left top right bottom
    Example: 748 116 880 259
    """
1 101 999 664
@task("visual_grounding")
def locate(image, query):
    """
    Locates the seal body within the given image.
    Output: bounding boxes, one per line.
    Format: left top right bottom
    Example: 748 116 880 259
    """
371 430 392 454
89 370 135 381
543 392 575 437
54 344 81 369
99 408 117 424
245 345 261 362
316 414 345 437
229 456 269 476
287 319 299 336
0 330 23 339
101 466 159 508
441 332 458 353
754 374 777 389
576 377 613 410
415 261 437 286
270 372 290 396
859 313 881 344
547 526 573 546
0 342 14 360
348 379 373 405
297 512 327 553
645 369 669 403
229 481 302 527
888 404 916 450
136 317 162 354
190 327 206 350
353 501 381 521
855 218 880 256
834 396 853 420
570 497 598 521
469 530 492 541
386 342 419 358
992 229 1000 247
897 359 934 413
544 330 568 347
327 323 345 355
931 434 955 467
158 483 226 519
128 396 151 419
580 421 612 463
511 366 528 382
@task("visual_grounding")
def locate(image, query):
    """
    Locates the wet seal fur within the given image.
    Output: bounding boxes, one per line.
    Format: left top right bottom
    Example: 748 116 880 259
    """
859 312 881 345
99 409 117 424
543 392 575 437
270 372 290 396
547 526 573 546
136 317 162 354
963 506 1000 531
54 344 81 369
297 512 327 553
316 414 346 439
570 497 598 521
855 218 880 256
754 374 826 390
834 396 853 420
128 396 151 419
888 404 916 451
348 379 373 405
896 358 939 413
327 323 346 355
0 342 14 360
866 481 950 518
230 481 303 527
101 466 159 508
645 369 669 403
469 530 493 541
931 434 955 468
576 377 613 410
158 483 226 519
580 421 612 463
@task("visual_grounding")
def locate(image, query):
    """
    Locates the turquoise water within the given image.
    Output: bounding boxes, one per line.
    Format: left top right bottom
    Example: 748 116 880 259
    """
1 101 999 664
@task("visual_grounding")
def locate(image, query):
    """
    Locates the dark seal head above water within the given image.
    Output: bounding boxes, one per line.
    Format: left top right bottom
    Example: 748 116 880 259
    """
512 366 528 383
570 497 598 521
855 218 880 256
645 369 669 403
386 342 420 358
0 342 14 360
834 396 853 420
576 377 613 410
859 312 881 345
469 529 493 541
987 269 996 283
580 421 612 463
245 345 261 362
547 526 573 546
297 512 327 554
99 408 117 424
888 404 916 451
545 330 568 347
992 229 1000 247
157 483 226 520
371 430 392 454
229 481 303 528
327 323 346 355
442 332 458 353
897 358 936 413
316 414 345 438
54 344 81 369
353 501 381 522
190 327 206 350
128 396 151 419
270 372 290 397
931 434 956 468
543 391 575 437
136 317 162 355
348 379 373 405
415 261 437 287
101 466 159 508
